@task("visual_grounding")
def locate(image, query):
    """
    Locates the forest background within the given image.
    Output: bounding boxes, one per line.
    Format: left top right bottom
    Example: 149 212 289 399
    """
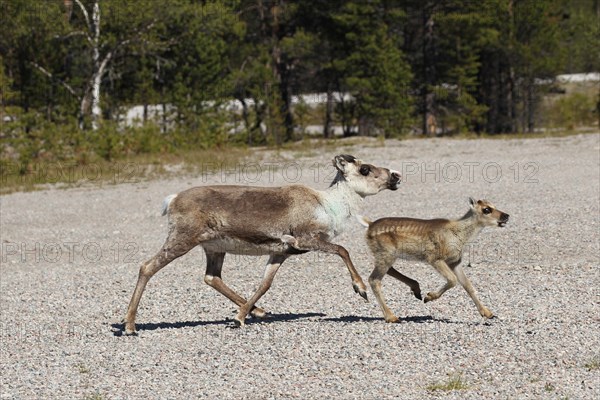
0 0 598 179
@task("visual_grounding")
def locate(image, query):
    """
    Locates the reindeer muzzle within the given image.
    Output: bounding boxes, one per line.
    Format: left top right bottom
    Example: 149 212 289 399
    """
388 171 401 190
498 213 509 227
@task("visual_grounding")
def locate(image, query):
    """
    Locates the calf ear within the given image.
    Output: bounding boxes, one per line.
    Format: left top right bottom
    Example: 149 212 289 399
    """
333 154 356 172
468 197 476 208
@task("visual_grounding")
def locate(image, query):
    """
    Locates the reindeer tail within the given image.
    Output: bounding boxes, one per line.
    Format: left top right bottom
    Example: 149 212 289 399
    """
356 215 373 228
161 194 178 216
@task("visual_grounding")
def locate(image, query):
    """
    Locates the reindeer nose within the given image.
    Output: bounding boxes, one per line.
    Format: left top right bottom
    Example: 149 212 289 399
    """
391 171 401 182
501 213 509 222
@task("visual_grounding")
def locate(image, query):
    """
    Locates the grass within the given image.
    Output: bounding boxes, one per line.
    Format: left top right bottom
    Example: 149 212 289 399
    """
427 373 470 391
83 393 105 400
2 127 596 195
77 363 90 374
279 135 390 160
446 127 598 140
0 147 251 195
584 356 600 371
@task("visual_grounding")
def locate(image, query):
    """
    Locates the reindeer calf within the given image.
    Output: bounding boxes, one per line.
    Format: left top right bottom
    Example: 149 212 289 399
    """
360 198 509 322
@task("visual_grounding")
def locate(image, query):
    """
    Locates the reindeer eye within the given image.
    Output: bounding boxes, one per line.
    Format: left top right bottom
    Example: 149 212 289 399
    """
483 207 492 214
359 165 370 176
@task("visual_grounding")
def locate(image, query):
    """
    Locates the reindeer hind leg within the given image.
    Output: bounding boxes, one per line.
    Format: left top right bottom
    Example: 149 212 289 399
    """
203 250 268 319
123 228 197 335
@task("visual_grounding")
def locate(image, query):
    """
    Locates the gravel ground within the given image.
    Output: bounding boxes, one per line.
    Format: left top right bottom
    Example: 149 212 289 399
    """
1 134 599 399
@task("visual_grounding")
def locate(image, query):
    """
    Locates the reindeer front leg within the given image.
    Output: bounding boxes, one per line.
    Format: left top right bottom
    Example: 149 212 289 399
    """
452 264 494 318
282 234 368 301
234 254 288 327
424 260 457 303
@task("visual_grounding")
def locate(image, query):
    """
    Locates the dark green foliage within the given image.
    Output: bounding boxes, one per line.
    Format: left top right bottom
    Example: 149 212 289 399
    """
0 0 597 166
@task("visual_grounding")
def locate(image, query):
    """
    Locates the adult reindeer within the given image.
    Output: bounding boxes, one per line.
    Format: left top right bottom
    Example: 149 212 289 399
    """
123 155 400 333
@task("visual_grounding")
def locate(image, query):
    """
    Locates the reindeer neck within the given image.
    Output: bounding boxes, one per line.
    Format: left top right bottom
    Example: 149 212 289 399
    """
322 172 364 219
453 209 485 246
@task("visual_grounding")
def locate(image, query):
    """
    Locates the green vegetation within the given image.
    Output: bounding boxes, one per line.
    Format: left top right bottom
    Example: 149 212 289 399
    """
77 363 90 374
83 393 105 400
1 0 598 189
584 356 600 371
427 373 471 391
0 141 251 194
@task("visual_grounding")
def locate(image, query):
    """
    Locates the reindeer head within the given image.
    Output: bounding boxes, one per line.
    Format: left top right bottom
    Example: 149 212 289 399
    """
469 198 510 227
332 154 400 196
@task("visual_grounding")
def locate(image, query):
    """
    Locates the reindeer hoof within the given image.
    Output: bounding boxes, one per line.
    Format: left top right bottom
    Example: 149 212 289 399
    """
233 317 246 328
412 289 423 301
385 316 400 323
481 308 494 319
353 283 369 302
281 235 298 247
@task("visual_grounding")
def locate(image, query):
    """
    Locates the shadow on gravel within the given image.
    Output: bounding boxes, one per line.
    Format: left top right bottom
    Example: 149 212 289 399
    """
111 312 327 335
245 312 327 325
322 315 453 324
111 319 229 336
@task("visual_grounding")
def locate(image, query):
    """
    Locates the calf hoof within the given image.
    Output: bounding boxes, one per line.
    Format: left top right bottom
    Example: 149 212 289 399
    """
481 308 494 319
353 282 369 302
385 315 400 323
124 323 138 336
250 307 269 319
424 292 437 303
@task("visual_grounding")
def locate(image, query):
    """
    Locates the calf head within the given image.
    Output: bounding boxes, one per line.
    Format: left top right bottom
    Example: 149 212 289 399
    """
469 198 510 227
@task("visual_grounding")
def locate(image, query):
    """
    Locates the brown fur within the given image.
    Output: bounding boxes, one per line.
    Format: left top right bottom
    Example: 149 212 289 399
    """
123 155 400 333
362 198 509 322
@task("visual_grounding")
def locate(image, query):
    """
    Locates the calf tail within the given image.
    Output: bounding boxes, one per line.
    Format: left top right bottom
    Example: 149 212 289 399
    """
356 215 372 228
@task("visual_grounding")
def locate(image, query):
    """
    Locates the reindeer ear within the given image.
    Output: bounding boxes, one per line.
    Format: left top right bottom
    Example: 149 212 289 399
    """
469 197 476 208
333 154 356 172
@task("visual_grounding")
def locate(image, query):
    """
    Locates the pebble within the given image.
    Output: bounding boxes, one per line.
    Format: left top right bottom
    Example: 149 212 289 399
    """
1 134 598 399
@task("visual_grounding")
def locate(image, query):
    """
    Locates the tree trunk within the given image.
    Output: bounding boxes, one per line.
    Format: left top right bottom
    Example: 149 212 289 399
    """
89 1 102 131
506 0 517 133
526 77 535 133
161 102 167 133
237 96 251 145
422 5 436 136
358 115 374 136
278 62 294 142
323 87 334 138
270 2 294 144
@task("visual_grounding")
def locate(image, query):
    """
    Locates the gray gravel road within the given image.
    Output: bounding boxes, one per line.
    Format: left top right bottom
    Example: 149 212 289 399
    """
1 134 599 399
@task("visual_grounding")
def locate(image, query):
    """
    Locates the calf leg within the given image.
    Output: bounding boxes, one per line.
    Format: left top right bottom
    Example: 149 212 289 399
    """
203 251 267 318
234 254 288 327
387 266 422 300
282 234 368 300
452 264 493 318
368 256 398 323
424 260 457 303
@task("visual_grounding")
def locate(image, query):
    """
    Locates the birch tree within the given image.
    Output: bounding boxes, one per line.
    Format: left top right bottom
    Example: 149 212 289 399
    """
70 0 161 129
23 0 162 129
